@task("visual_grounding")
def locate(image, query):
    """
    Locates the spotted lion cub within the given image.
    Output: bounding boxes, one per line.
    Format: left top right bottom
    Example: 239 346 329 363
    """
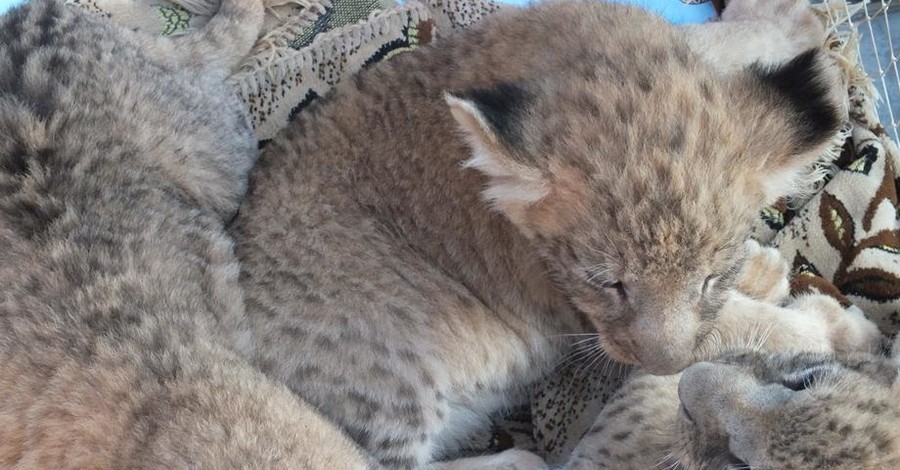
566 341 899 469
233 0 867 467
0 0 368 467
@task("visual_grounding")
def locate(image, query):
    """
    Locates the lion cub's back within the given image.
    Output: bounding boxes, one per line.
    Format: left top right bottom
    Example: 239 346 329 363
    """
0 0 256 219
259 0 697 191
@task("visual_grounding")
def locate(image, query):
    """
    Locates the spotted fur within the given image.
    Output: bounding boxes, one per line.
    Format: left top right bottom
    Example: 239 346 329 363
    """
566 345 900 469
231 0 846 467
566 242 889 469
0 0 371 467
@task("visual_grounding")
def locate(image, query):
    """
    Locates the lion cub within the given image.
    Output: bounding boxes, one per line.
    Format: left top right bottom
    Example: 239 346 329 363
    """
232 0 856 466
0 0 368 467
566 340 900 469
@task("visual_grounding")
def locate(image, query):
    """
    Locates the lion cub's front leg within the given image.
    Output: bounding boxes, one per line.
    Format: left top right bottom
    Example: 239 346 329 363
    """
734 239 791 303
709 240 881 357
682 0 827 74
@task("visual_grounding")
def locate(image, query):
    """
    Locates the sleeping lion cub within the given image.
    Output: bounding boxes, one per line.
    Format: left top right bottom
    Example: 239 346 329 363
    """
567 329 898 469
231 0 876 467
0 0 367 467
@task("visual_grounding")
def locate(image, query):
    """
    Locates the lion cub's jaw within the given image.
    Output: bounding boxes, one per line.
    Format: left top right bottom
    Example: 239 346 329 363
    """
677 351 900 469
446 50 843 374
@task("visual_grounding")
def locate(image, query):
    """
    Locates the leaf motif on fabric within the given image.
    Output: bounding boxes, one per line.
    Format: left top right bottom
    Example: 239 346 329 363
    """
760 205 785 231
819 191 856 252
845 145 878 174
837 268 900 303
792 252 822 278
862 149 897 232
855 229 900 253
790 253 852 306
830 232 900 307
834 138 857 169
155 4 192 36
874 245 900 255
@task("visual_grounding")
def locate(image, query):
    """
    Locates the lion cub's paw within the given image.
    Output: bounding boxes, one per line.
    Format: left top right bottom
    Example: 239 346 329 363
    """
735 239 791 303
788 294 883 354
722 0 826 47
723 0 814 22
489 450 547 470
434 449 547 470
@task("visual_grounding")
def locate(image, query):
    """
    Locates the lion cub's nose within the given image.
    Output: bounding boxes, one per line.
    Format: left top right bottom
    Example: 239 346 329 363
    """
633 334 695 375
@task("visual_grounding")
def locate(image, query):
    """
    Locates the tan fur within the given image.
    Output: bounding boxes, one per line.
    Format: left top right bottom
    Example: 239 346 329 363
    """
683 0 827 74
561 6 888 458
675 348 900 469
734 239 791 302
566 245 892 469
232 0 846 466
566 349 900 470
0 0 371 467
709 242 881 358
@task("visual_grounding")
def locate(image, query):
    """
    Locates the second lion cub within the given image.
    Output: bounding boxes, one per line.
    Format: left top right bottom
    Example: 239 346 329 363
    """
231 0 861 467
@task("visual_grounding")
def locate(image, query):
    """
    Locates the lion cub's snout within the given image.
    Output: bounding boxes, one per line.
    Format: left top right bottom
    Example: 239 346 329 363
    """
594 277 720 374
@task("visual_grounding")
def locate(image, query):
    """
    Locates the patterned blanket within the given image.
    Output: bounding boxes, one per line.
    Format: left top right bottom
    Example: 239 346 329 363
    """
69 0 499 139
69 0 900 463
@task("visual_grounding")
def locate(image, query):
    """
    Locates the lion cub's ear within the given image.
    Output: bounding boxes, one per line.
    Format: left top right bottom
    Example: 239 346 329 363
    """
444 83 551 222
733 49 845 204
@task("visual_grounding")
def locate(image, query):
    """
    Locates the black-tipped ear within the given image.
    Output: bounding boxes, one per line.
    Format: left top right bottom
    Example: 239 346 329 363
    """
749 49 843 152
445 82 548 225
445 81 533 150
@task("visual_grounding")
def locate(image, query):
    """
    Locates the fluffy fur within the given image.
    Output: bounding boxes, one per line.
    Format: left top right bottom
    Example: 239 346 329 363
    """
231 0 852 467
683 0 829 75
0 0 371 467
565 5 892 466
565 244 891 469
566 344 900 469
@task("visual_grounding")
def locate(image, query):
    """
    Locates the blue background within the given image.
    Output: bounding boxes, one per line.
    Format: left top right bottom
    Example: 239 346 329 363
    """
1 0 26 15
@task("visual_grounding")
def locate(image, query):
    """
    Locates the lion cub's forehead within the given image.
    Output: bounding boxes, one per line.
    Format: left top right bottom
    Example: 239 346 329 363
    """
565 222 744 282
725 351 898 387
525 75 760 268
575 190 748 269
524 50 739 160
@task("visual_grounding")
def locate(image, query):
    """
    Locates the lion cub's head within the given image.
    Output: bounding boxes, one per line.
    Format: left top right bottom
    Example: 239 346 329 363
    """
676 349 900 468
447 48 843 374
